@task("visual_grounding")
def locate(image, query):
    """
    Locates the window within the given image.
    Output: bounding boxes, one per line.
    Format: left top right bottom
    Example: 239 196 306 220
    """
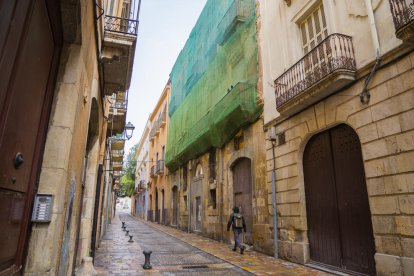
195 164 203 177
183 166 188 191
300 3 328 53
209 189 217 209
209 148 216 182
183 195 188 211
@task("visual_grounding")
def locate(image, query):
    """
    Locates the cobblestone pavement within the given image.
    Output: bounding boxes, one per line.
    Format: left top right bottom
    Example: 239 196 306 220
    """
95 210 331 275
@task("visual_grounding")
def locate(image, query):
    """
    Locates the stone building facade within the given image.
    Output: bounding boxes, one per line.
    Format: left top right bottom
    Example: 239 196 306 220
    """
0 0 139 274
260 0 414 275
163 0 272 255
133 117 151 219
147 83 171 225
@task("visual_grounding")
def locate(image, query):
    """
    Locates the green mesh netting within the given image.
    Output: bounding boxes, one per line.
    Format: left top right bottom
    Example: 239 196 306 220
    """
166 0 262 171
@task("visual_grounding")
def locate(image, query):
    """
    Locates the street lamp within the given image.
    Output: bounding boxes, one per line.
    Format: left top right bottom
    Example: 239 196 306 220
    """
124 121 135 140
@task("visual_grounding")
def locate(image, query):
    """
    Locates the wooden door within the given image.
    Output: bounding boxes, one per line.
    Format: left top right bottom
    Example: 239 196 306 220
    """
195 196 201 231
232 158 253 244
172 186 178 226
304 124 375 275
0 0 61 273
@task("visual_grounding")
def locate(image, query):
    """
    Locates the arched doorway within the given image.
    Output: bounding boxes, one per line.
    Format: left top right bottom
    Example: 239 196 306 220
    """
172 186 178 226
232 158 253 244
304 124 375 275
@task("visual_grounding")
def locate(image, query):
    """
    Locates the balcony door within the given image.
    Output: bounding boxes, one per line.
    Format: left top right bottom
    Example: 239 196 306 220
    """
0 0 61 273
304 124 375 275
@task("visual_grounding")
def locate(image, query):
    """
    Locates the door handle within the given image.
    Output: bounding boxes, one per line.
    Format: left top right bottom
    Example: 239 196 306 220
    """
14 152 24 169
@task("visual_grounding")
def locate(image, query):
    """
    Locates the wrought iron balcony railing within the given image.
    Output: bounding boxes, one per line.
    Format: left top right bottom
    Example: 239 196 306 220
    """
112 161 123 167
150 165 155 178
274 33 356 110
156 160 164 175
110 101 127 110
111 150 124 156
104 15 139 36
389 0 414 40
149 120 160 139
217 0 251 45
159 109 167 128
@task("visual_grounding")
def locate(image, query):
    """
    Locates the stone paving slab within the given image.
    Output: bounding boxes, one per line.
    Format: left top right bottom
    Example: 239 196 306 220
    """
95 210 251 275
127 214 332 276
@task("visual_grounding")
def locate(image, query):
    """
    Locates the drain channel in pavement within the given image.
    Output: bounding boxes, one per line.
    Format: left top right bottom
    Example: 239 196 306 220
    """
182 265 209 269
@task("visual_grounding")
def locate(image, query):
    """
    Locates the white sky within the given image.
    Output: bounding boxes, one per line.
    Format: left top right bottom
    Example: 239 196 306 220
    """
124 0 208 154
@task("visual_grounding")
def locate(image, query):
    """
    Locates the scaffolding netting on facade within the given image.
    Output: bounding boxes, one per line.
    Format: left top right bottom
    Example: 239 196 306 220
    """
166 0 262 171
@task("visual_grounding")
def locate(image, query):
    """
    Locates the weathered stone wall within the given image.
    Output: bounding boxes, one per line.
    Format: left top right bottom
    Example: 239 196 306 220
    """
24 0 104 274
176 118 270 254
265 52 414 275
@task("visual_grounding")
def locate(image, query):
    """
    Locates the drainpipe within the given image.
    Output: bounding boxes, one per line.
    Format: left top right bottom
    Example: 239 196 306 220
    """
177 166 180 229
360 0 381 104
187 163 191 233
219 147 224 242
271 142 279 258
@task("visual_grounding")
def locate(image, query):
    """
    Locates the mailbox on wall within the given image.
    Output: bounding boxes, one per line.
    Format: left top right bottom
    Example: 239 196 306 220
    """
31 194 53 223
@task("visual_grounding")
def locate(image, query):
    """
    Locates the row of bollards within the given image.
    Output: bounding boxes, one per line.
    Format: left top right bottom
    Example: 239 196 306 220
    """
121 221 152 270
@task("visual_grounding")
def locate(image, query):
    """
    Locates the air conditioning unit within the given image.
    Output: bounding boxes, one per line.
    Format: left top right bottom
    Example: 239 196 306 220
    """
269 126 277 142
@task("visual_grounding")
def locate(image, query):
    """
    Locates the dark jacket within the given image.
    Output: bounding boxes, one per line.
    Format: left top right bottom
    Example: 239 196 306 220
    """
227 213 246 232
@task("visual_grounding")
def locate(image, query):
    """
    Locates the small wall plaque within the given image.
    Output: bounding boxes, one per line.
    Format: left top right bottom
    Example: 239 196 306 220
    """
31 194 53 223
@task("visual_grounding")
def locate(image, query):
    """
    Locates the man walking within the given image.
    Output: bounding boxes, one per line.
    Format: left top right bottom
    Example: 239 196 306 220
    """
227 206 246 254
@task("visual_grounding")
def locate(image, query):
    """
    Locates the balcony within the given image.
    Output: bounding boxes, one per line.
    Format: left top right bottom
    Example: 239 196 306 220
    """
150 165 156 178
274 34 356 116
389 0 414 41
149 120 160 140
159 109 167 128
217 0 252 45
107 92 127 136
102 1 140 95
109 134 125 151
112 161 123 172
139 180 147 190
156 160 164 175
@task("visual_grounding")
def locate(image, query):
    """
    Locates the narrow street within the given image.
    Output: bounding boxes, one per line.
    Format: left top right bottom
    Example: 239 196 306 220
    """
95 208 329 275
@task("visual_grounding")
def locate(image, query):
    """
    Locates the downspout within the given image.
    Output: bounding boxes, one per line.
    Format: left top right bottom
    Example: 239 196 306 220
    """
187 163 191 233
93 1 105 115
219 148 224 242
177 166 180 229
360 0 381 104
271 142 278 258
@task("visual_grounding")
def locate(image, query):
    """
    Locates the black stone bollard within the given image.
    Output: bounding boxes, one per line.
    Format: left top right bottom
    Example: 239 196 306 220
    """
122 226 126 231
142 250 152 269
128 235 134 243
121 222 125 228
125 230 129 236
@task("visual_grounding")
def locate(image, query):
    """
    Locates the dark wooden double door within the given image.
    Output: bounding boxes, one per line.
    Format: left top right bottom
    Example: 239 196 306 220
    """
0 0 61 273
304 124 376 275
232 158 253 244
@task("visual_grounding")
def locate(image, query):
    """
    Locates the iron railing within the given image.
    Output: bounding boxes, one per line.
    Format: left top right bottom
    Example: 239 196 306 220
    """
104 15 138 35
150 165 155 178
274 33 356 108
111 150 124 155
149 120 159 139
156 160 164 175
389 0 414 33
217 0 251 44
110 101 127 110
